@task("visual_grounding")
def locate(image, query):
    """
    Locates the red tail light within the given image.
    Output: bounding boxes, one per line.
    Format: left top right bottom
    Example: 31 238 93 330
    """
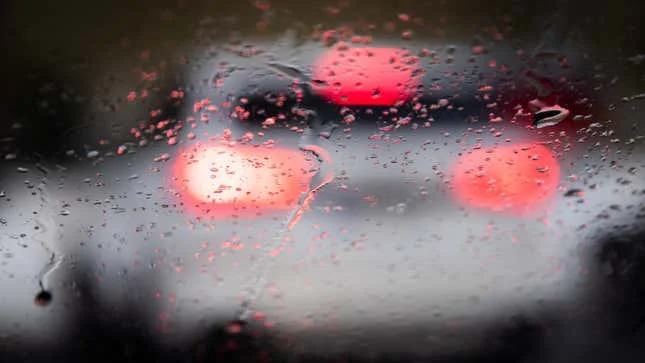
450 143 561 213
172 143 315 217
312 47 422 106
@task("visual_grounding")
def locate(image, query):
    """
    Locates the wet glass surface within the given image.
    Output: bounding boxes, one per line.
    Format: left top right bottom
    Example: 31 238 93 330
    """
2 1 645 362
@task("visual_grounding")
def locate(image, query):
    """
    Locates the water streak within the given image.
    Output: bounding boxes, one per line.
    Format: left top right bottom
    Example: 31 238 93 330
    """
234 122 335 322
32 167 63 296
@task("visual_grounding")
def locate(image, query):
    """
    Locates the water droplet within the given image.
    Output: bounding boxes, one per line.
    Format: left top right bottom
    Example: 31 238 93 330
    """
533 105 570 128
226 320 245 334
34 290 52 306
153 153 171 162
564 189 583 197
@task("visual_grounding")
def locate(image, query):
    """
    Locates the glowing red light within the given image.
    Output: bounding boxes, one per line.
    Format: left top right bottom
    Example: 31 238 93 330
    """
312 47 422 106
171 142 315 218
450 143 560 213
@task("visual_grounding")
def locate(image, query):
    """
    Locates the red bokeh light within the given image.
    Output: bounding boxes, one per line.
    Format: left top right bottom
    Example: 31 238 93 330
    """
312 47 422 106
450 143 561 213
171 142 315 218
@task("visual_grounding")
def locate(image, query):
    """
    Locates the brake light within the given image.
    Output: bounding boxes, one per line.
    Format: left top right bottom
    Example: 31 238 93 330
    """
312 47 422 106
172 143 315 217
450 143 560 213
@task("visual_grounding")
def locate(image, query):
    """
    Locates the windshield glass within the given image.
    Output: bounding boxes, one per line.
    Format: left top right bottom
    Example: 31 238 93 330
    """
2 1 645 362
